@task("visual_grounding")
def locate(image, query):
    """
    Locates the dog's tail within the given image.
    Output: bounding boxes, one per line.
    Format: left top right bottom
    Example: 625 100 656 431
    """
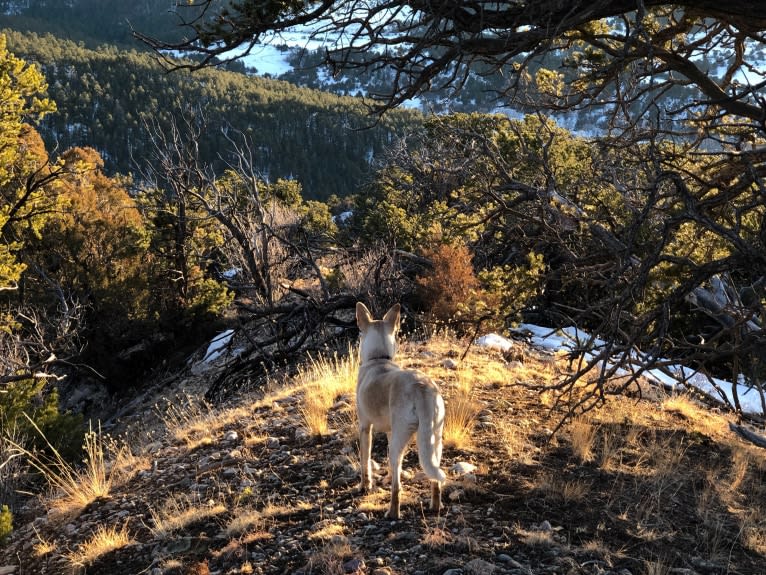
417 392 447 483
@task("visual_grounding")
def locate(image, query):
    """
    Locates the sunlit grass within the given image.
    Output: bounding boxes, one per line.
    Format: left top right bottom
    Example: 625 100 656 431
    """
224 508 264 537
443 393 481 450
67 523 133 570
296 347 358 436
569 416 597 463
12 417 114 517
149 494 226 539
309 521 346 541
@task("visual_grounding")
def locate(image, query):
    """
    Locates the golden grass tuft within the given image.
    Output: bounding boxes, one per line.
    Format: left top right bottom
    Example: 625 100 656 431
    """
158 394 252 450
149 494 226 539
442 393 481 450
297 348 358 436
12 418 114 517
661 394 729 439
32 525 56 557
309 521 346 541
537 471 591 503
496 420 537 465
421 524 453 549
598 426 621 471
224 508 264 537
569 416 597 462
304 540 355 575
67 523 133 570
260 499 313 519
642 557 671 575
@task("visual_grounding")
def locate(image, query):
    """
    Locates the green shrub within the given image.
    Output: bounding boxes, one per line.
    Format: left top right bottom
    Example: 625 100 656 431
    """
0 378 84 463
0 505 12 543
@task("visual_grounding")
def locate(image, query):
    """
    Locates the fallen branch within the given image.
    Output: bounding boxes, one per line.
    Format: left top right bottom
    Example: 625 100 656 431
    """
729 422 766 449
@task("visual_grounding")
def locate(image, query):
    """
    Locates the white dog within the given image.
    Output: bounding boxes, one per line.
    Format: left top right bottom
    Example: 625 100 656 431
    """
355 302 446 519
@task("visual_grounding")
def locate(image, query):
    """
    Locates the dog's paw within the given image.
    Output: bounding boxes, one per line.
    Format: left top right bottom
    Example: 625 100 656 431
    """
429 501 443 514
358 481 374 494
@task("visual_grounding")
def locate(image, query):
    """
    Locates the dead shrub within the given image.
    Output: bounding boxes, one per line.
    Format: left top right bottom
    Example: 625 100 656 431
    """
417 242 493 330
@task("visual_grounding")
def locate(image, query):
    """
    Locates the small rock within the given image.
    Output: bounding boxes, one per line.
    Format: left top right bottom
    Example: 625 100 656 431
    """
451 462 477 476
464 558 496 574
224 430 239 442
330 534 349 546
538 520 553 532
449 489 465 501
266 437 280 449
343 557 365 573
441 358 459 370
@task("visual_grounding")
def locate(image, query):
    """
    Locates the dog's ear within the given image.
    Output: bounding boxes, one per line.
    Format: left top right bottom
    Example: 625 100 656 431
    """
382 303 401 333
356 302 373 331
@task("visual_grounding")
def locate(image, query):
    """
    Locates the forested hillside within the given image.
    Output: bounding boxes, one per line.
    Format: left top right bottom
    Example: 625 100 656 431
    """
2 30 420 200
0 0 184 48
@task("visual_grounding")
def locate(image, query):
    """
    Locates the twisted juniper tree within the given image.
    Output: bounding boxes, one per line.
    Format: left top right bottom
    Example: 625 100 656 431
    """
140 2 766 419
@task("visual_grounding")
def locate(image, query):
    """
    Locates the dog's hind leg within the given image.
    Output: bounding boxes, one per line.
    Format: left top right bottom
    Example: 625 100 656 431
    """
359 422 373 492
385 425 414 519
430 480 443 513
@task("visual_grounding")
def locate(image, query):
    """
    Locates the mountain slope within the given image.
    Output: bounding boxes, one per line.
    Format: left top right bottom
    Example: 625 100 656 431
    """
0 0 185 48
2 334 764 574
3 29 421 200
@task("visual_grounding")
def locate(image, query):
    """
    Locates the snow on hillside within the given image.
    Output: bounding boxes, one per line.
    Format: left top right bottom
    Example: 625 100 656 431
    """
476 325 766 417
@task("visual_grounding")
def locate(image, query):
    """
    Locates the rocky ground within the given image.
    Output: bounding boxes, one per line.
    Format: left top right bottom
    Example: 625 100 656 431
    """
2 334 766 575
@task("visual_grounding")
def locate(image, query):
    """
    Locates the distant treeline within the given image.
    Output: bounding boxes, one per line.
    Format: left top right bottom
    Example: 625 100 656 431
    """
0 0 185 48
3 29 422 200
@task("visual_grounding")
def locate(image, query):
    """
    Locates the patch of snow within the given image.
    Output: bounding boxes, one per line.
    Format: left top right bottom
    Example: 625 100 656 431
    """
202 329 234 363
475 333 513 353
234 44 293 76
509 323 765 416
191 329 235 375
332 210 353 223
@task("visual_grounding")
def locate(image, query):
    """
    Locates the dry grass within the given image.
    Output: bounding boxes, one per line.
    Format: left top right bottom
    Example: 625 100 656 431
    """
421 524 453 549
518 527 557 548
304 540 355 575
598 426 621 471
106 435 150 485
496 421 537 465
646 432 688 481
158 395 217 449
661 394 730 439
357 489 417 514
159 394 254 450
224 508 264 537
442 393 481 450
32 525 56 557
309 520 346 541
569 416 597 462
67 523 133 570
13 418 114 517
537 472 591 503
149 494 227 539
297 348 358 436
642 557 671 575
260 499 313 519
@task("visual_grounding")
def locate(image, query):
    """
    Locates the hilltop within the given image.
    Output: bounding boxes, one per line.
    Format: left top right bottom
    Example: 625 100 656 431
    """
1 331 765 575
